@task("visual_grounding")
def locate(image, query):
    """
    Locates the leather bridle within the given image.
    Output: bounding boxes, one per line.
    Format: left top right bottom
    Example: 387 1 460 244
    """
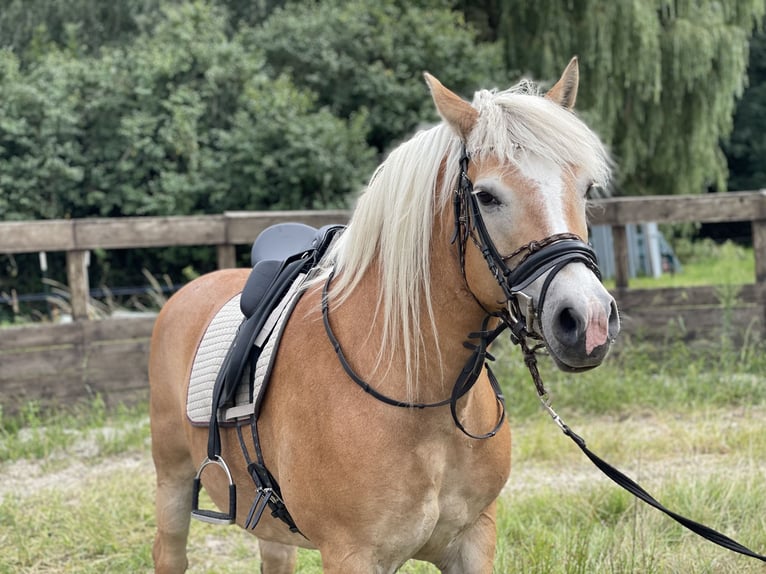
452 145 602 339
322 144 766 563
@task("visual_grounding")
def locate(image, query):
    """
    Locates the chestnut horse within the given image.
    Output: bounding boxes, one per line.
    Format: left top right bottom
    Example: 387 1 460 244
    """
150 58 619 573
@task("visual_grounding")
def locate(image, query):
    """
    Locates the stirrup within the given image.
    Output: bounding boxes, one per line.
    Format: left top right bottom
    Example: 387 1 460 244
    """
191 455 237 525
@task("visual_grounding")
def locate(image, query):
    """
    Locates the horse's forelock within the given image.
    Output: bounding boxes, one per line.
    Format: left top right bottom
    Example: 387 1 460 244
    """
468 85 611 188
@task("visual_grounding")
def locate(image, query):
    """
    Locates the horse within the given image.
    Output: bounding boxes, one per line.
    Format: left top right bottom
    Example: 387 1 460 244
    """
149 57 620 573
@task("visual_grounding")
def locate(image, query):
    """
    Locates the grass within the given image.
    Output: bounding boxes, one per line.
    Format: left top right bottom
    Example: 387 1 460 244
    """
496 463 766 574
2 403 765 573
602 240 755 290
0 396 148 463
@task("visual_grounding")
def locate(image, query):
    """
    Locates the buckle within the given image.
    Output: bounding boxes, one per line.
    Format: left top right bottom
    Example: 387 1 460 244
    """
509 291 537 335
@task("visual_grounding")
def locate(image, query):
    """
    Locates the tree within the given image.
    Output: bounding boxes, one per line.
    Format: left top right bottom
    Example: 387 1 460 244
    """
0 1 377 301
0 1 375 220
250 0 504 151
491 0 765 196
0 0 166 64
725 27 766 192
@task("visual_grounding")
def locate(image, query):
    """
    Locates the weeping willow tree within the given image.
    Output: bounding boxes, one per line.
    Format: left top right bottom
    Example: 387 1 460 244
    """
497 0 765 196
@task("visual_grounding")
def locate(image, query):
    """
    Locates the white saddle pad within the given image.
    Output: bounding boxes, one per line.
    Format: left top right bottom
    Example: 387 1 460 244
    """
186 274 306 426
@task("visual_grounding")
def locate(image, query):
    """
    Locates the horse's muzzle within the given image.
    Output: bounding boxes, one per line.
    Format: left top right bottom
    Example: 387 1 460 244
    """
508 248 620 372
544 292 620 371
503 236 619 371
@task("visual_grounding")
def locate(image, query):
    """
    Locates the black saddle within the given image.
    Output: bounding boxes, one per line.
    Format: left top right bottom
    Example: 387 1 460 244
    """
207 222 345 455
240 222 319 318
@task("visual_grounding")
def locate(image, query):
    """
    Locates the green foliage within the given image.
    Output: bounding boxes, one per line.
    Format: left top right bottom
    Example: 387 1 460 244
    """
250 0 504 150
725 28 766 191
0 1 375 220
496 0 766 196
0 0 165 62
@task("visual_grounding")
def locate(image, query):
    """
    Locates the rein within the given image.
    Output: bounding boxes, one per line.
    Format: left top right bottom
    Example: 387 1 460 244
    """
514 323 766 563
460 139 766 562
323 144 766 562
321 270 507 440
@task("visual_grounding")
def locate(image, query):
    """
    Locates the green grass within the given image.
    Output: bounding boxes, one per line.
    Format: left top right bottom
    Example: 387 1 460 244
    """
603 240 755 290
0 396 148 463
2 405 765 573
492 328 766 422
496 467 766 574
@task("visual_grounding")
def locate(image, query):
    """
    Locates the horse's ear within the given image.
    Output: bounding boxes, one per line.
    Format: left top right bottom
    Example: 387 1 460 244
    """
545 57 579 110
424 72 478 141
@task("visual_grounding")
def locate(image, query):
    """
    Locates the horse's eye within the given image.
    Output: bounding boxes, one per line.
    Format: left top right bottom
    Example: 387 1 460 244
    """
586 183 601 199
475 191 499 206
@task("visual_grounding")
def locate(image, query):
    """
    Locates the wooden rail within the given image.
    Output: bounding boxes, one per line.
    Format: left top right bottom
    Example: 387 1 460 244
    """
1 192 765 413
0 210 350 319
587 191 766 288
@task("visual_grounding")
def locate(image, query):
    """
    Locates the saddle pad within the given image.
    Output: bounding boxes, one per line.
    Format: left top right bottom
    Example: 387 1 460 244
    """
187 294 245 425
186 273 308 426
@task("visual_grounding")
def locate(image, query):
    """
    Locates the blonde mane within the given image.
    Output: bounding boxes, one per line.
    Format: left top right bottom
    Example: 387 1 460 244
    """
313 79 611 398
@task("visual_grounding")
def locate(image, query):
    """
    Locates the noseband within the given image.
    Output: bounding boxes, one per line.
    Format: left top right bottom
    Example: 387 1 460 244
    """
452 146 601 336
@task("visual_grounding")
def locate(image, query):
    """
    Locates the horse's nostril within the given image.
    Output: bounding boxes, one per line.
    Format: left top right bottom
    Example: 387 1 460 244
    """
555 307 582 346
558 307 578 334
609 299 620 336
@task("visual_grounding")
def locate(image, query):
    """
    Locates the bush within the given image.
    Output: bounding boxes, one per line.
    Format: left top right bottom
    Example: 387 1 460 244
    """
0 1 376 220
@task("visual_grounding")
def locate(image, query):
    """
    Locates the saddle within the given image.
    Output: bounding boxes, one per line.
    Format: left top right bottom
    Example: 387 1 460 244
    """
192 221 344 527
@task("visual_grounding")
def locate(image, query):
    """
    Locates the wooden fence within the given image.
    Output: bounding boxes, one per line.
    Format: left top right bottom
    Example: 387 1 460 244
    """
1 192 765 413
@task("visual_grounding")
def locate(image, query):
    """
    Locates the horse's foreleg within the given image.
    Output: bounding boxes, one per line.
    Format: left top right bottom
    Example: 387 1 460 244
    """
437 503 498 574
258 539 298 574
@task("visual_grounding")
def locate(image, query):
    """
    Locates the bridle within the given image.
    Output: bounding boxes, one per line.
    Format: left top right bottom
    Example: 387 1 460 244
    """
451 147 766 561
323 144 766 561
452 145 601 341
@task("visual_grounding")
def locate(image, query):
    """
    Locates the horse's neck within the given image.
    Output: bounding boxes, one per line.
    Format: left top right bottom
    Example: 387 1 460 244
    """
326 230 487 404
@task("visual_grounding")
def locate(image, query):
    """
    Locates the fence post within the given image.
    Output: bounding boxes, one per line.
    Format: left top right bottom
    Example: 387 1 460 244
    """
753 220 766 284
217 245 237 269
752 218 766 337
66 250 90 320
611 225 630 289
